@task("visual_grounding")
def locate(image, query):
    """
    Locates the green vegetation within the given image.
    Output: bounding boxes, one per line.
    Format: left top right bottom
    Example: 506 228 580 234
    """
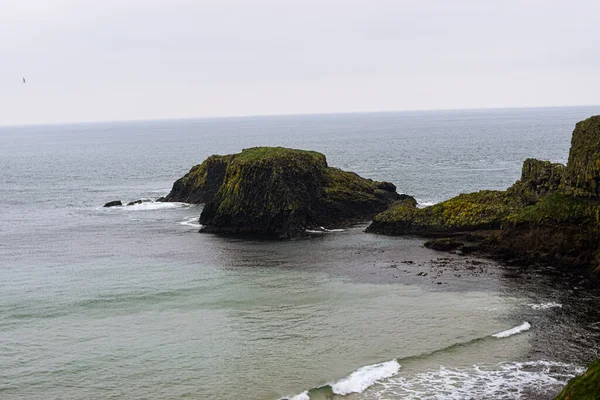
555 360 600 400
369 190 520 235
507 192 599 226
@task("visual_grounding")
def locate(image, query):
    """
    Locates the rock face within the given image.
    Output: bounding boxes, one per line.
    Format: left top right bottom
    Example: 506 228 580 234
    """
162 155 234 203
164 147 405 237
368 115 600 270
555 360 600 400
562 115 600 197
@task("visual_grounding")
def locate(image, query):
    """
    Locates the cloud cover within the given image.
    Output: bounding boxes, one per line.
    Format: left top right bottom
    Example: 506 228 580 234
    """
1 0 599 125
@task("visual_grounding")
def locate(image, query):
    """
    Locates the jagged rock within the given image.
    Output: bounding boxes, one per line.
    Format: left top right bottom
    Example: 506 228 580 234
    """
508 158 565 205
103 200 122 207
562 116 600 197
166 147 407 237
127 200 144 206
162 154 234 203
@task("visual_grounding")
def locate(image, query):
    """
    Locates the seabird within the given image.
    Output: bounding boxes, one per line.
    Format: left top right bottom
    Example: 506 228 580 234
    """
22 77 26 83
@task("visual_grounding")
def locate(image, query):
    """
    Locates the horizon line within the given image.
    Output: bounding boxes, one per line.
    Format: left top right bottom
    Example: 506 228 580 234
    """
1 103 599 129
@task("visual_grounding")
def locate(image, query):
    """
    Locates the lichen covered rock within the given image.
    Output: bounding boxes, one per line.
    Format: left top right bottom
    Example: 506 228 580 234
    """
562 115 600 198
166 147 404 237
367 190 520 236
162 154 234 203
508 158 565 205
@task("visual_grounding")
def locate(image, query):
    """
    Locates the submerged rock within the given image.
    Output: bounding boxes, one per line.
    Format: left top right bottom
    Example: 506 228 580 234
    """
424 238 465 252
103 200 122 207
165 147 406 237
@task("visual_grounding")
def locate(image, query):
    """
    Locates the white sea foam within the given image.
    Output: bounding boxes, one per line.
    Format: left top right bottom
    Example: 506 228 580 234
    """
102 201 190 211
416 200 437 208
330 359 401 395
179 216 202 227
305 227 345 234
528 302 562 310
492 321 531 338
371 360 583 400
285 391 310 400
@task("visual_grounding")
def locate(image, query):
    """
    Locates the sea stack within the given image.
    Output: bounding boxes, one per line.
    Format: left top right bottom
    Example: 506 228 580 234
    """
164 147 408 237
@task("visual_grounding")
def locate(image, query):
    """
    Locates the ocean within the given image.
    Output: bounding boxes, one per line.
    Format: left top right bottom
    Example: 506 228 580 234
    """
1 106 600 400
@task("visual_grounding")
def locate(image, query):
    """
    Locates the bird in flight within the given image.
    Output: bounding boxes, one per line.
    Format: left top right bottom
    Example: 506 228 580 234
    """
22 77 26 83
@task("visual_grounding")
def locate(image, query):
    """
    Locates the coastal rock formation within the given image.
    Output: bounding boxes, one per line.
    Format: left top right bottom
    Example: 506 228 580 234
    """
165 147 405 237
562 115 600 197
555 360 600 399
103 200 122 207
161 154 234 203
368 115 600 270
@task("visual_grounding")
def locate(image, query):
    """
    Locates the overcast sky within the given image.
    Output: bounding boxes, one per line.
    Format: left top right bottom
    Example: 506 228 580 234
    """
1 0 599 125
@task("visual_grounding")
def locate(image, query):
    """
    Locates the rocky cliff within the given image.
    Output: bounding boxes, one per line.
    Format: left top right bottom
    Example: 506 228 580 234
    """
367 115 600 270
164 147 405 237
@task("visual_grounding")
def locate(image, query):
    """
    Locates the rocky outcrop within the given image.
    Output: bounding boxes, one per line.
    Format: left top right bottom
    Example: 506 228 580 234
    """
161 154 234 203
508 158 565 205
562 115 600 197
103 200 122 207
366 190 521 236
555 360 600 399
165 147 406 237
368 116 600 270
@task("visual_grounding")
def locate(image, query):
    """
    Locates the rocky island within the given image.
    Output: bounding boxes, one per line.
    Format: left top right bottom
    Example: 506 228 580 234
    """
163 146 408 237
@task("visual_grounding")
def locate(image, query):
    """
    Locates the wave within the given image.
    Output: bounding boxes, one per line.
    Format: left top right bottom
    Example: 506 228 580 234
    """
528 302 562 310
305 226 345 234
331 360 401 395
282 360 400 399
492 321 531 338
283 323 535 399
101 201 190 211
179 216 202 227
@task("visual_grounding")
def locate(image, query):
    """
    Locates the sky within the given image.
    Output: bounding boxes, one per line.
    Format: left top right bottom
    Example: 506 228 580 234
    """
1 0 599 125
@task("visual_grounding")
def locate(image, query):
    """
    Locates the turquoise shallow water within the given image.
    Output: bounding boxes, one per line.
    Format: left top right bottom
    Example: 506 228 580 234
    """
1 107 600 399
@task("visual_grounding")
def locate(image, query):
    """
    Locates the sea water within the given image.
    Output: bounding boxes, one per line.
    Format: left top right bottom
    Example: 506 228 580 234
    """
1 107 600 400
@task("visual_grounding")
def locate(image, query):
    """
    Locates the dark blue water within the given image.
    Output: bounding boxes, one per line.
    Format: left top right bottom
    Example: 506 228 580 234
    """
1 107 599 400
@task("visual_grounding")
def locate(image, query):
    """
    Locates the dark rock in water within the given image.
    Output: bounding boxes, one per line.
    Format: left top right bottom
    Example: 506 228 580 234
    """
555 359 600 399
367 115 600 271
127 200 144 206
424 238 464 252
155 196 166 202
166 147 406 237
103 200 122 207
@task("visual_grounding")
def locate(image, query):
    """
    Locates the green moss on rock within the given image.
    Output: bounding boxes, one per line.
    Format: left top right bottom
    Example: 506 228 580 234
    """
166 146 405 237
563 116 600 198
367 190 520 236
162 154 234 203
508 158 565 205
555 360 600 400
